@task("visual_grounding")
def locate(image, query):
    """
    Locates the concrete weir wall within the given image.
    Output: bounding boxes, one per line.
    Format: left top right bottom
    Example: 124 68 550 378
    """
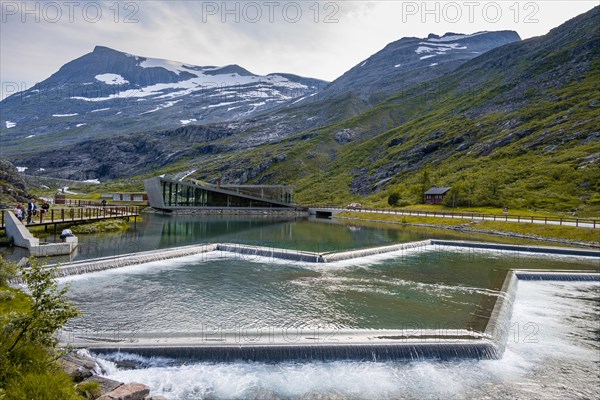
52 244 219 277
53 239 599 362
3 210 77 256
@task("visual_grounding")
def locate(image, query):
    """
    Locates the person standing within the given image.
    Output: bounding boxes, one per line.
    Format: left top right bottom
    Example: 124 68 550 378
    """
40 200 50 222
14 204 24 222
27 199 35 223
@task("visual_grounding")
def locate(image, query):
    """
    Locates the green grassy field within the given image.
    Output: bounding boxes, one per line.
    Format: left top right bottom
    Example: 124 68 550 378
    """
338 211 599 245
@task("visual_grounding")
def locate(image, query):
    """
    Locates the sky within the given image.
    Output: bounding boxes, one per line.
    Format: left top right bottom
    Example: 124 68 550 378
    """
0 1 598 100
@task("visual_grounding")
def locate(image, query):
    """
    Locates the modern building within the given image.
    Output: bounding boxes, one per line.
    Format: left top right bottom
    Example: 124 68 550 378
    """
144 177 297 211
101 193 148 202
424 187 451 205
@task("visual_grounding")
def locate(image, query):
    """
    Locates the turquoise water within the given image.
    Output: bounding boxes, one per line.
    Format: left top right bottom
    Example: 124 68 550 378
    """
44 215 599 399
94 281 600 400
3 214 471 263
61 246 598 335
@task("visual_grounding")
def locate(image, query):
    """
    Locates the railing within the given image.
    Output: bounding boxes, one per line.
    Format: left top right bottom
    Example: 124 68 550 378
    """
309 205 598 229
62 199 149 207
0 206 141 229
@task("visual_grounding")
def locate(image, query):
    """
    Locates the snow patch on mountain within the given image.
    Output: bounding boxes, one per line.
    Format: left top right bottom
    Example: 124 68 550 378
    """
140 100 182 115
427 32 487 42
139 57 195 75
5 121 16 128
53 113 78 117
416 42 467 56
95 73 129 85
180 119 197 125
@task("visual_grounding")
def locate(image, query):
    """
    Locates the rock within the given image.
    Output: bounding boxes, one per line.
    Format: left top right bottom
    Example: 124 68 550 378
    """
58 350 100 383
145 396 168 400
333 128 355 144
77 375 123 398
98 383 150 400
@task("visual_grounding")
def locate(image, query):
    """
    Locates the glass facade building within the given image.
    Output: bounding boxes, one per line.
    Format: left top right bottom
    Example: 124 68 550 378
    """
144 177 296 210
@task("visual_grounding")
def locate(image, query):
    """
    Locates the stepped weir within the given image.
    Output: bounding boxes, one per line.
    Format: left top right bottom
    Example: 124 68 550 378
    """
31 240 598 362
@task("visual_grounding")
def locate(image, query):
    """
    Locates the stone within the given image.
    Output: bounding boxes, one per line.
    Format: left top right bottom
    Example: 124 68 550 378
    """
65 235 79 243
98 383 150 400
145 396 168 400
77 375 123 398
58 350 99 383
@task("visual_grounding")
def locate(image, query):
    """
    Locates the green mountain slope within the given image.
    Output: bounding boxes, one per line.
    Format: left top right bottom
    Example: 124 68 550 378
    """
179 6 600 213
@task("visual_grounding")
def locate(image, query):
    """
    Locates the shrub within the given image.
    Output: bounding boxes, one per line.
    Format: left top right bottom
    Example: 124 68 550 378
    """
76 381 101 399
0 257 17 286
388 192 400 207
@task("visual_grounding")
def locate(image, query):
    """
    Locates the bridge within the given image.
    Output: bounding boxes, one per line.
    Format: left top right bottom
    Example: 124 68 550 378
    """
0 206 141 232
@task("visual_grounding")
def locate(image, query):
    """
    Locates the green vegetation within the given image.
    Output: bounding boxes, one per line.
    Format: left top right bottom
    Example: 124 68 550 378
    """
339 211 599 244
338 211 469 227
387 193 400 207
0 257 83 399
76 380 101 399
71 218 130 234
136 19 599 217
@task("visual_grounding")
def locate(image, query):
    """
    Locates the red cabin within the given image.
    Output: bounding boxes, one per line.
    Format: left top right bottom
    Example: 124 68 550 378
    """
424 187 451 205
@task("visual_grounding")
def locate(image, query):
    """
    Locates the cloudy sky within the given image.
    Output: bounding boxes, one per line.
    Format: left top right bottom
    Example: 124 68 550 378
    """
1 1 597 99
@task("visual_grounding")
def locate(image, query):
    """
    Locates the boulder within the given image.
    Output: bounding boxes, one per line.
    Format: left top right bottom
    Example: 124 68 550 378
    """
77 375 123 399
58 350 99 382
97 383 150 400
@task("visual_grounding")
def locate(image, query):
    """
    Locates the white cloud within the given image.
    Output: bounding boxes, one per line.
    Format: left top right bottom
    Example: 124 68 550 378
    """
1 1 597 100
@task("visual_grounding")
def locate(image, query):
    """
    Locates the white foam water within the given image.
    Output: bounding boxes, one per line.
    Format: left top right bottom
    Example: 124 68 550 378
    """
95 280 599 399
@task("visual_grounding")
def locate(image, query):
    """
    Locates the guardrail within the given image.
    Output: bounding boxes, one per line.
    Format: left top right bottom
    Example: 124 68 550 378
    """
61 199 149 207
309 206 598 229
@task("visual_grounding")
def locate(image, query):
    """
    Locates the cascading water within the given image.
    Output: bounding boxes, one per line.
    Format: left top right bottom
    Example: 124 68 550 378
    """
91 279 600 400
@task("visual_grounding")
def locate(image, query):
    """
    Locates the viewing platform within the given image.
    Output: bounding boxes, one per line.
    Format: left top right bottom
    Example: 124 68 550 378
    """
0 206 141 231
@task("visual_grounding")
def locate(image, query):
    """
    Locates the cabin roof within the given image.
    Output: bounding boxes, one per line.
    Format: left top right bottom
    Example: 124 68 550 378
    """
424 187 451 195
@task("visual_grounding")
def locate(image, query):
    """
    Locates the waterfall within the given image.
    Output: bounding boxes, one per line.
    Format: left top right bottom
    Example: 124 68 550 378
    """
430 240 600 258
515 271 600 281
215 243 323 263
321 240 432 262
483 271 519 357
88 341 498 362
10 244 218 283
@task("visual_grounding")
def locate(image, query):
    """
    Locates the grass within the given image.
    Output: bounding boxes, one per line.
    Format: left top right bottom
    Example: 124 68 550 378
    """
70 218 130 234
337 211 468 227
475 221 599 244
0 285 31 314
395 205 566 218
338 211 600 245
0 287 81 399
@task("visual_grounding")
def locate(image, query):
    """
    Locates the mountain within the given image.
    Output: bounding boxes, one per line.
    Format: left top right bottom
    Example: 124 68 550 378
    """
311 30 520 105
2 7 598 213
0 46 327 156
0 159 34 208
1 29 520 181
243 30 521 140
155 6 597 212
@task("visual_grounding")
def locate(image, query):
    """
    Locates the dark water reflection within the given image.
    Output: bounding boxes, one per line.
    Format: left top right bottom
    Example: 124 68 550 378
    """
2 214 466 263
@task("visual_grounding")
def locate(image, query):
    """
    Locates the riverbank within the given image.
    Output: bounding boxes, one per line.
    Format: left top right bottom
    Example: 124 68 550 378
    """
336 212 600 248
59 350 166 400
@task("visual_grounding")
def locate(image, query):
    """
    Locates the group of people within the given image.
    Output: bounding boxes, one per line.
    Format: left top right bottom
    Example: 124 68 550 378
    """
14 199 50 224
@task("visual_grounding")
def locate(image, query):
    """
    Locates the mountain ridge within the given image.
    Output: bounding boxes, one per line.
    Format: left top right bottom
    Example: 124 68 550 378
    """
2 7 598 212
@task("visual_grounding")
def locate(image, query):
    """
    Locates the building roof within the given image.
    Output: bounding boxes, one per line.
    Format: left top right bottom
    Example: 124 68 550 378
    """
424 187 451 195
